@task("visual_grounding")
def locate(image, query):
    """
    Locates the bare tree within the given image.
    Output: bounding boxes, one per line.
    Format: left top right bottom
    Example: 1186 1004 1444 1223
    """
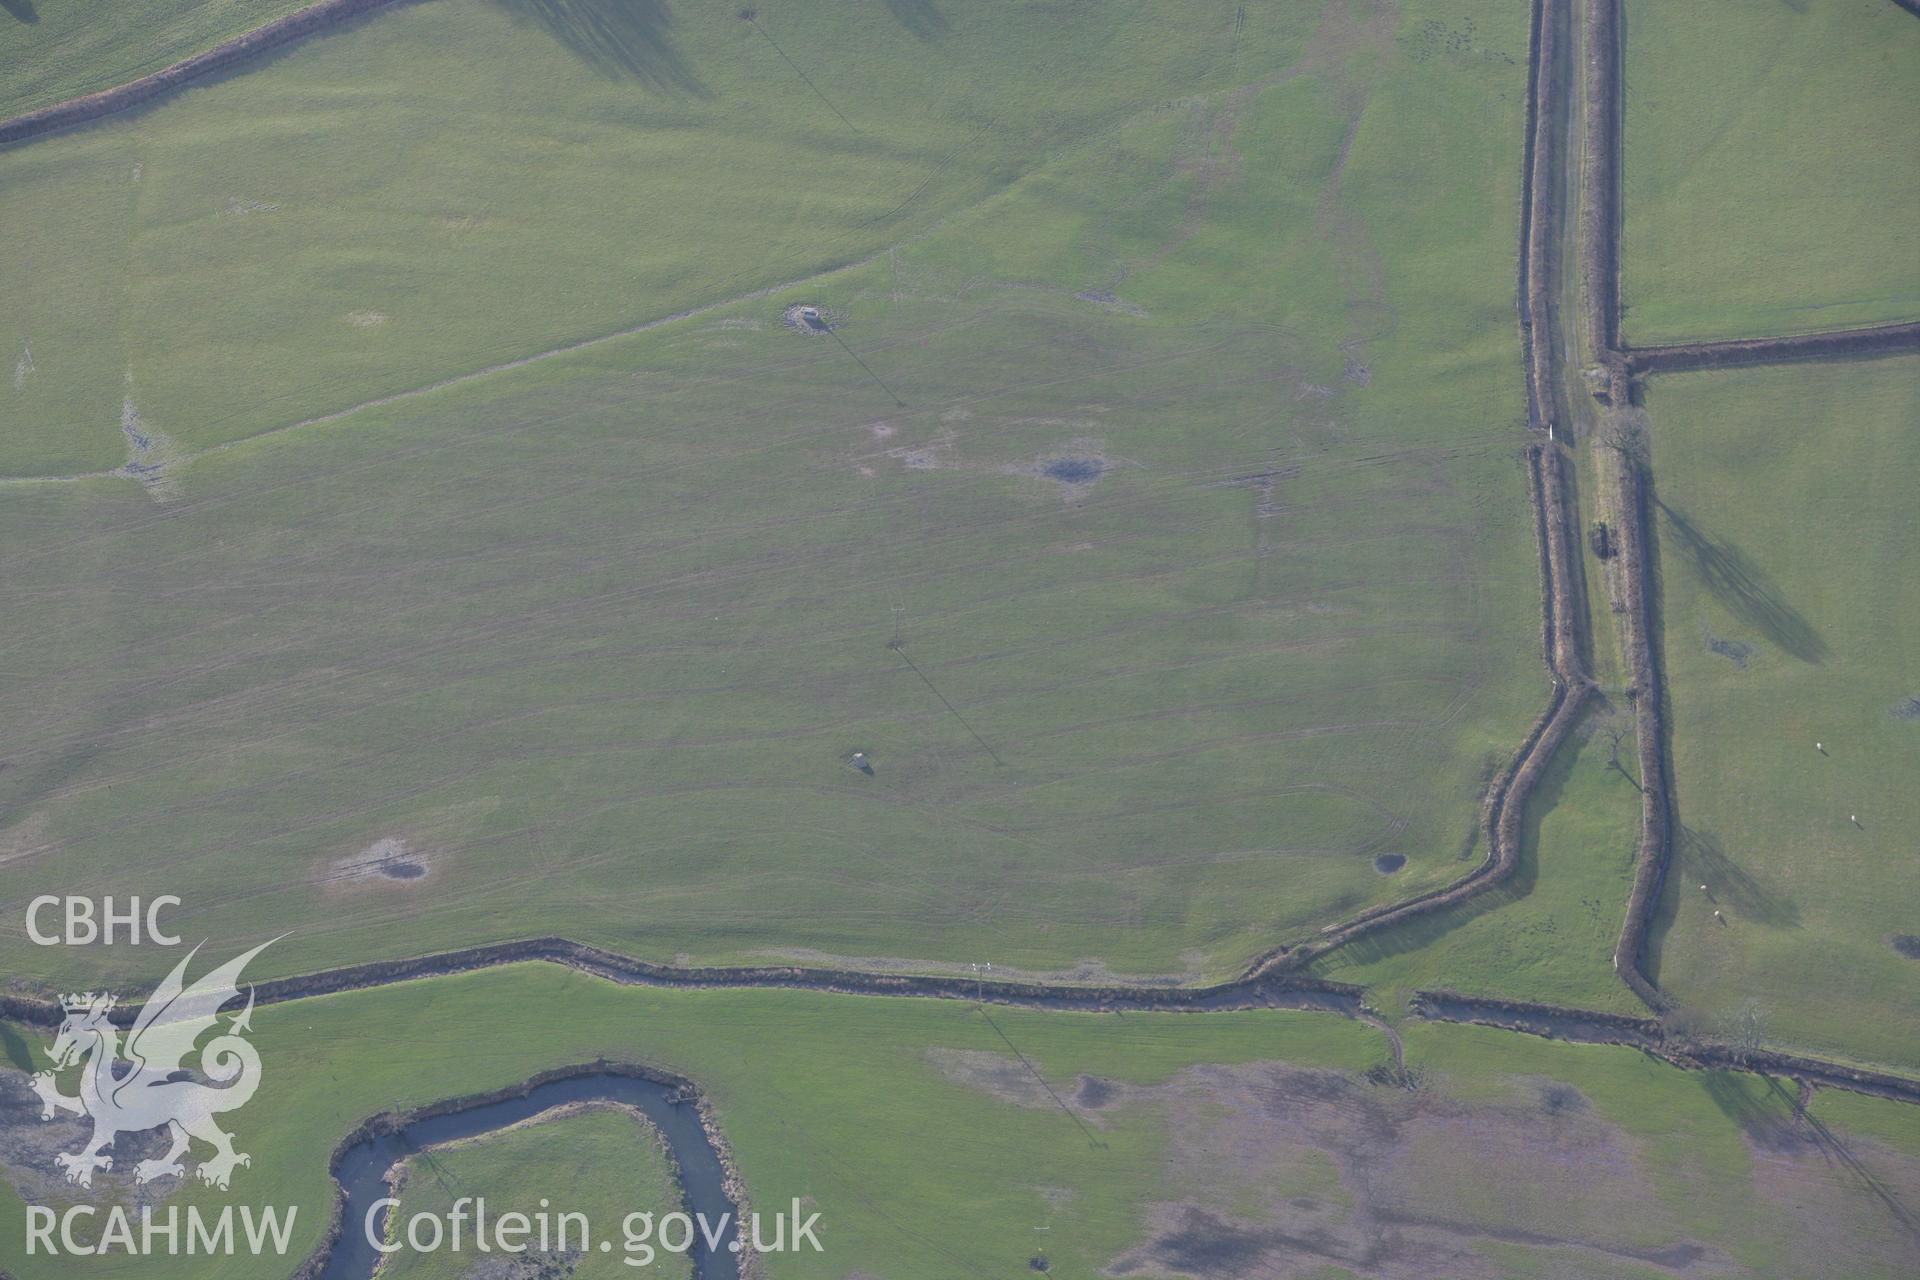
1596 406 1649 466
1596 709 1640 791
1734 998 1765 1063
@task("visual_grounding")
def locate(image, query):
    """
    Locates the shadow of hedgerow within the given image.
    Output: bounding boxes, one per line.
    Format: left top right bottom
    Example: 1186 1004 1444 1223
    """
492 0 710 96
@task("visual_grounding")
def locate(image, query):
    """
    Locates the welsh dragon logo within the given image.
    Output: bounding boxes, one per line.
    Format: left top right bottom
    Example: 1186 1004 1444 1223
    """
29 940 274 1191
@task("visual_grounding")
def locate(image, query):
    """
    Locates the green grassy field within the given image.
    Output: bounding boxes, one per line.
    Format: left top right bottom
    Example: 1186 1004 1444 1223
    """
379 1102 690 1280
6 966 1920 1278
1618 0 1920 343
0 0 314 120
6 2 1920 1276
1314 699 1645 1016
1 0 1339 477
1644 357 1920 1073
0 0 1548 992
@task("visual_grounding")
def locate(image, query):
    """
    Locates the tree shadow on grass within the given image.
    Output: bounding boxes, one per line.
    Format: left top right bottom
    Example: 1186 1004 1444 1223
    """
1675 823 1800 929
1645 819 1800 986
492 0 710 96
1655 499 1829 664
1 0 37 25
1798 1098 1920 1239
1702 1070 1800 1149
885 0 949 41
1719 1073 1920 1239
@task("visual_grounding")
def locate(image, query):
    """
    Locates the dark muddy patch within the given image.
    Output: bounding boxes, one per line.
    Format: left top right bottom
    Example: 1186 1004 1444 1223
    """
1891 935 1920 960
1373 852 1406 875
1074 288 1146 317
884 0 948 41
1042 456 1106 484
320 836 438 892
1113 1060 1741 1279
1115 1207 1279 1274
1890 696 1920 722
1704 628 1753 669
1075 1076 1116 1109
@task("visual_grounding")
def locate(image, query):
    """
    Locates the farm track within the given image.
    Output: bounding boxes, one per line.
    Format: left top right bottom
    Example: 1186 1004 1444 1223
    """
6 0 1920 1140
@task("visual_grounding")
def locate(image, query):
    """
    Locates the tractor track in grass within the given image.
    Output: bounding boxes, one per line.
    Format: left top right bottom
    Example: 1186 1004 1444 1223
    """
8 0 1920 1140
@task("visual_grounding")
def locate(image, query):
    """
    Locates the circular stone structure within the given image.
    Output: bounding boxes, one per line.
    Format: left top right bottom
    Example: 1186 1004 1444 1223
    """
782 303 835 334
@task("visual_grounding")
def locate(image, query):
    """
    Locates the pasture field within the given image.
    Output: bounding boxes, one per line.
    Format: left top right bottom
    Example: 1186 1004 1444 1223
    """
1618 0 1920 344
0 0 313 120
1314 700 1644 1016
0 0 1336 477
0 0 1548 991
1643 357 1920 1073
6 2 1920 1277
7 966 1920 1278
379 1103 691 1280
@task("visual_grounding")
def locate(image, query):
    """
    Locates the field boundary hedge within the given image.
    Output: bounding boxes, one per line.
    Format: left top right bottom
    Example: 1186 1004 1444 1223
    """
1412 989 1920 1104
0 936 1366 1031
1578 0 1621 363
1516 0 1558 427
1622 321 1920 374
0 0 409 149
1604 447 1671 1008
1587 0 1917 1017
1248 436 1596 977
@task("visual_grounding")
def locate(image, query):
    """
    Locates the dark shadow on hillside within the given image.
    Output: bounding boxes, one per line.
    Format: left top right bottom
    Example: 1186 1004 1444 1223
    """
885 0 949 40
1725 1072 1920 1238
1674 823 1800 928
1799 1097 1920 1238
1 0 37 24
1656 499 1829 664
492 0 709 96
1702 1071 1799 1149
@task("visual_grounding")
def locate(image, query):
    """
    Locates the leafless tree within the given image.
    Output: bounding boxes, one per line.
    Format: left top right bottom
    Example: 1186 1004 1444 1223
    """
1734 998 1765 1063
1596 406 1649 466
1596 709 1640 791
